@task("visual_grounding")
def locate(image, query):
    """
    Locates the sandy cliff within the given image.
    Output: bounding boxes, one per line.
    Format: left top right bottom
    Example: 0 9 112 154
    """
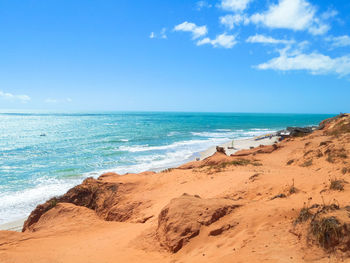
1 114 350 263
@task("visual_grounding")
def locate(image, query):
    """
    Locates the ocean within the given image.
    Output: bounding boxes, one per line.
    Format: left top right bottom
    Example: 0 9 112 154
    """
0 112 333 224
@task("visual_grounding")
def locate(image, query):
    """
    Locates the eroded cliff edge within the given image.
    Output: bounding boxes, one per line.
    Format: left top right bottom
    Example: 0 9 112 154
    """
1 114 350 263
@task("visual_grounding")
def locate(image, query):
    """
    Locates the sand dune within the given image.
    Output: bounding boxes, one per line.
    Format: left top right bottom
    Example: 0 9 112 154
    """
1 114 350 262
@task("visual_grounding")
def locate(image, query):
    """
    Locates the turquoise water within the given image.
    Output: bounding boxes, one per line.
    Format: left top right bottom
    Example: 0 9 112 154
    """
0 112 333 224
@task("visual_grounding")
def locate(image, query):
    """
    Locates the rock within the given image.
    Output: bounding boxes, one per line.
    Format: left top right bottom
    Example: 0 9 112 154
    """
23 178 119 231
216 146 226 154
26 203 100 232
156 194 240 252
286 126 316 137
233 144 279 157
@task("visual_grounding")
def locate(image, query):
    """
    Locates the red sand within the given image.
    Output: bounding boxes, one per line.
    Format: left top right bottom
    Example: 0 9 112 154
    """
1 114 350 263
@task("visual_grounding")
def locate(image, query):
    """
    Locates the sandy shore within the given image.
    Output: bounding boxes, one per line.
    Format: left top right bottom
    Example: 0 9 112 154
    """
200 135 280 160
0 134 279 232
2 114 350 263
0 218 25 232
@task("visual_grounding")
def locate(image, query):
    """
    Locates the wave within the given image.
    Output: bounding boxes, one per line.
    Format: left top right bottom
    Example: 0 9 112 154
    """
167 131 180 137
215 129 232 132
0 128 276 225
0 176 85 224
118 138 229 153
191 129 276 139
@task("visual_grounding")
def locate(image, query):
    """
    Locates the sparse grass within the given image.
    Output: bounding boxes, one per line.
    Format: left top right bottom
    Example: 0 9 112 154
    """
249 173 260 181
311 216 343 249
304 150 313 157
330 179 345 191
203 159 262 174
326 148 348 163
50 197 57 208
319 141 332 146
228 159 262 167
289 179 297 194
316 150 323 158
270 193 286 200
294 206 313 225
326 155 334 163
294 201 340 225
339 148 348 159
300 159 313 167
162 168 174 173
286 159 294 165
341 167 348 175
289 186 297 194
325 119 350 136
213 159 262 169
44 197 58 213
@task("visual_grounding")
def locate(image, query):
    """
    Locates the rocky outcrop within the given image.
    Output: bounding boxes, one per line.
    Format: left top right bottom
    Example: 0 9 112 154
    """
26 203 101 232
286 126 316 137
233 144 279 157
23 177 120 231
321 114 350 136
156 194 240 253
216 146 226 154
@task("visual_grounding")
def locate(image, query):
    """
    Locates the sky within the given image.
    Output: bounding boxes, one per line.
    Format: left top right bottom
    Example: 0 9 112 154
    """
0 0 349 114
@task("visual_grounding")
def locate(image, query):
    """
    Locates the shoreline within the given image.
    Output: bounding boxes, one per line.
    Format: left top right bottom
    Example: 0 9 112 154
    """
199 134 280 160
0 218 25 232
0 132 280 232
2 114 349 262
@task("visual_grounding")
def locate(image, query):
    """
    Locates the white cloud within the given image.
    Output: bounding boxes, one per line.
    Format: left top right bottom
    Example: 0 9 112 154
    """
160 28 167 39
220 14 249 29
256 48 350 76
196 1 212 10
0 90 31 103
246 34 294 45
150 28 167 39
326 35 350 48
308 19 330 35
250 0 329 35
219 0 252 12
321 9 338 20
174 22 208 39
197 33 237 48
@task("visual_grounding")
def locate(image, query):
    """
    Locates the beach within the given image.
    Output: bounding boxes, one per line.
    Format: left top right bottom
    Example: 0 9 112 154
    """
1 114 349 262
0 115 350 263
0 218 25 232
0 112 328 226
200 135 280 159
0 133 280 232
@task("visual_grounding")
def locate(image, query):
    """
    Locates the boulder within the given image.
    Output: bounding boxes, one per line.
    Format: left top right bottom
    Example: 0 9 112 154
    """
286 126 316 137
216 146 226 154
157 194 240 252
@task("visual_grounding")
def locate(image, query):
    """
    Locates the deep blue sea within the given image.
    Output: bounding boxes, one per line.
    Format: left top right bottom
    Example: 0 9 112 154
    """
0 112 333 224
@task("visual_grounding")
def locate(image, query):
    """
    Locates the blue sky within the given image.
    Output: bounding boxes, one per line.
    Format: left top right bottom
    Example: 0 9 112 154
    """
0 0 349 113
